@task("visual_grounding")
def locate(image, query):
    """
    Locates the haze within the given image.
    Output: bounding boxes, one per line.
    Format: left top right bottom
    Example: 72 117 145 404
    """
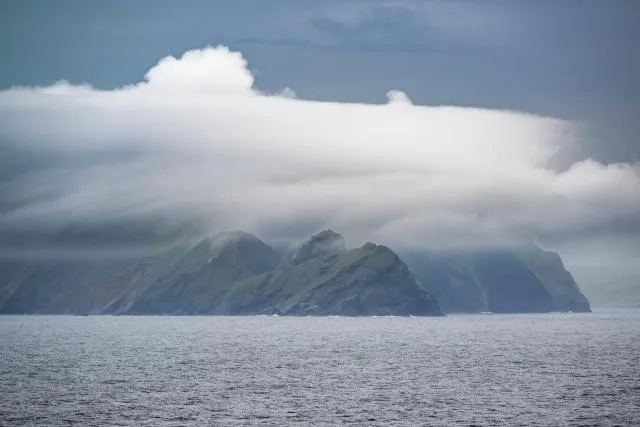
0 1 638 297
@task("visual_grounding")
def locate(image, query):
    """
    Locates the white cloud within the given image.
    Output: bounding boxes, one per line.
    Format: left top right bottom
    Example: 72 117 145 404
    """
0 45 638 254
276 87 298 99
141 45 255 94
386 90 413 105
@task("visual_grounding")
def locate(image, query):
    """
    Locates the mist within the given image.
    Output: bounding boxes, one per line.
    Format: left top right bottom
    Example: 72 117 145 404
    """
1 45 639 258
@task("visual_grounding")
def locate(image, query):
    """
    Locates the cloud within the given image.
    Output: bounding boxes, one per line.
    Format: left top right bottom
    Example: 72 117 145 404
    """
386 90 413 105
0 45 639 257
141 46 255 94
303 1 521 51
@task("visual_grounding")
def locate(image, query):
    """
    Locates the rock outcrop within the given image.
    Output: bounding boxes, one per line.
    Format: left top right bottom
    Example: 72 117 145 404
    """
218 233 443 316
401 246 591 313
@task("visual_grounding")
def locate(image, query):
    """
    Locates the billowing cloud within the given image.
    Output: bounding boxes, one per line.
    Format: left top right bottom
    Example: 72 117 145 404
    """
141 46 255 94
0 45 639 257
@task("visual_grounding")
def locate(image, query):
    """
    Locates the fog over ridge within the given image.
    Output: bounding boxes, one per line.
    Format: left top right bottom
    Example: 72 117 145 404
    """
0 45 638 259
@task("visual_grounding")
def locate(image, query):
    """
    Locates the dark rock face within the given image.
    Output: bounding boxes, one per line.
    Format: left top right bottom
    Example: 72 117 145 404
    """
400 246 591 314
473 251 556 313
0 258 159 314
516 248 591 313
0 231 280 315
400 252 487 313
291 229 347 264
106 231 280 315
219 238 443 316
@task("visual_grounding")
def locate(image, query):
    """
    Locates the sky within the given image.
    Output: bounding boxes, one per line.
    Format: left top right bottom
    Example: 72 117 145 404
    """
0 1 639 277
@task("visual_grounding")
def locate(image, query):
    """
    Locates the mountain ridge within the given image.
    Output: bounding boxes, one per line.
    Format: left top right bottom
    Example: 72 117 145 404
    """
400 246 591 313
0 230 590 315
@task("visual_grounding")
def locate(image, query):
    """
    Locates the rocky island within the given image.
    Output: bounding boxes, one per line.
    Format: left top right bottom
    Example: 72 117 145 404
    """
0 230 590 315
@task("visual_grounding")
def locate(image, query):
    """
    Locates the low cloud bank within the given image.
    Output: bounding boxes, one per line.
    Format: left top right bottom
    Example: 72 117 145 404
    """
1 45 638 257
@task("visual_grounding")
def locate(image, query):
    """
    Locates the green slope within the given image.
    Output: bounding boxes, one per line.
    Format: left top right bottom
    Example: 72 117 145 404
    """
219 235 443 316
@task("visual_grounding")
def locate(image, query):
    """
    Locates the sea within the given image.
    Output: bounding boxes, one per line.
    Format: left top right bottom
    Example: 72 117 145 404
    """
1 309 639 426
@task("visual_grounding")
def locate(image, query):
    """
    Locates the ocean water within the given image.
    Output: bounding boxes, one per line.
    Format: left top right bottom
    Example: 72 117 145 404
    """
1 310 639 426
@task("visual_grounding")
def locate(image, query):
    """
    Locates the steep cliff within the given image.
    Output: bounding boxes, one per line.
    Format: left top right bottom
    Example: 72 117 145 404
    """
401 246 591 313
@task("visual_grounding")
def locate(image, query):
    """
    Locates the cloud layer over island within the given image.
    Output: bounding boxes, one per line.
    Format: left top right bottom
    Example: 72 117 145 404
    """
1 46 638 257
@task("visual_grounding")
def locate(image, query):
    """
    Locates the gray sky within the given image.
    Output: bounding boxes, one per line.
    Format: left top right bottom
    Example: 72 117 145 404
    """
0 0 639 273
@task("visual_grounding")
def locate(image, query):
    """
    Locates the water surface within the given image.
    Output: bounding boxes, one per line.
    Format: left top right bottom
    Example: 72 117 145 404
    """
1 309 639 425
